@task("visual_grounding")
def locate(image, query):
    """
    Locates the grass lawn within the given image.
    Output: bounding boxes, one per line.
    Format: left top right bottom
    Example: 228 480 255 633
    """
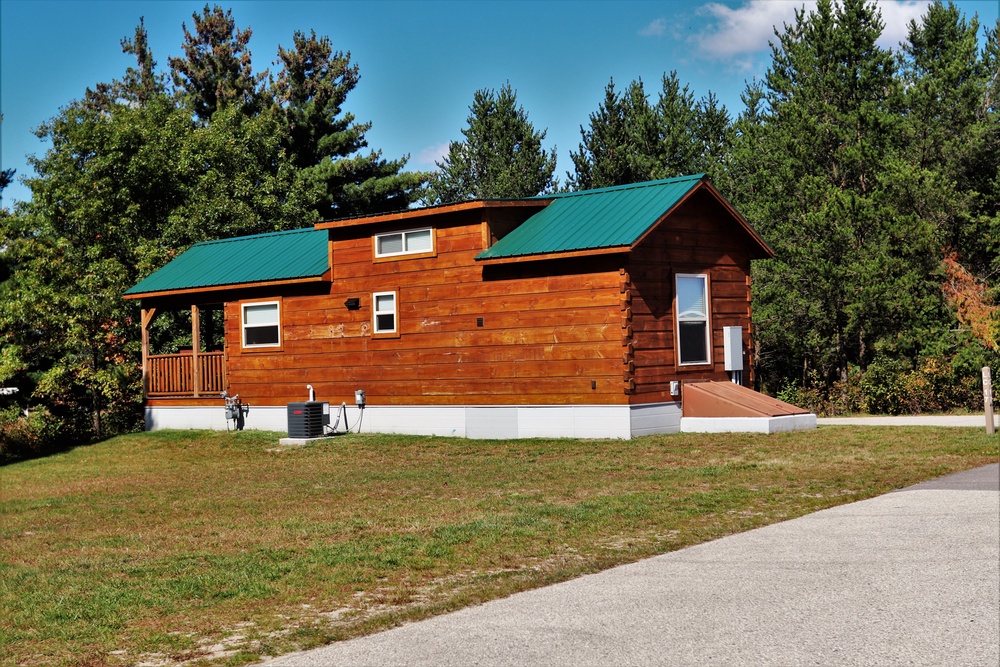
2 426 997 666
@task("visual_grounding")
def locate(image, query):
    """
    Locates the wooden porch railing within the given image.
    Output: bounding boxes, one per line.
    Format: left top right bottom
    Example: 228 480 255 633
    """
147 351 225 397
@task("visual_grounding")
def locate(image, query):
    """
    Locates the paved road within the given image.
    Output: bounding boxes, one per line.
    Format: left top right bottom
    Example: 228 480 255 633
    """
264 464 1000 667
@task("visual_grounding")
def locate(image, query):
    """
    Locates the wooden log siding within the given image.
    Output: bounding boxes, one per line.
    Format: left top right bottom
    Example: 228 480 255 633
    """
147 351 225 396
223 213 628 407
621 269 636 394
627 190 753 403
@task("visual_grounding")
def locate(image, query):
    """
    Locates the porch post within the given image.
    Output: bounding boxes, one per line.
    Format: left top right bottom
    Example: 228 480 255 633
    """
140 307 157 398
192 305 201 398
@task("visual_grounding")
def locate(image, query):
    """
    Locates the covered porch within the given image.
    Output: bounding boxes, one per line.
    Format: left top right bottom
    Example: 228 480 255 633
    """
140 304 226 398
124 227 332 401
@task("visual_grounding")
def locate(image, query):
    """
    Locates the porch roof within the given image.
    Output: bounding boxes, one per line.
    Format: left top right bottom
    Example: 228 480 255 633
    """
125 227 329 299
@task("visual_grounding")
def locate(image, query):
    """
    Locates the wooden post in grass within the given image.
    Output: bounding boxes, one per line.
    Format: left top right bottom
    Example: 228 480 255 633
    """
984 367 995 435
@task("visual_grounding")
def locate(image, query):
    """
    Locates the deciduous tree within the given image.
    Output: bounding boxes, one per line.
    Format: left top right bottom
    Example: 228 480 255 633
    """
0 8 436 445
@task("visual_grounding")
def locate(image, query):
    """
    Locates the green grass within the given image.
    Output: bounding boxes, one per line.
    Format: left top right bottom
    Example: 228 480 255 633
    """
2 427 997 666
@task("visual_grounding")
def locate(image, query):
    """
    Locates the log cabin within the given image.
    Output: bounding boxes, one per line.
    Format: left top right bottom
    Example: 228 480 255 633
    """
124 174 815 438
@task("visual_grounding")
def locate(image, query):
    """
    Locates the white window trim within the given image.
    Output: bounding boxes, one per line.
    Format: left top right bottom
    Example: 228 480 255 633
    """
676 273 711 366
374 227 434 258
372 291 398 334
241 300 281 349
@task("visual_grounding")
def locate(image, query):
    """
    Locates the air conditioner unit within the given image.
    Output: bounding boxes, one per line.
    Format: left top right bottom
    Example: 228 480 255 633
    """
287 401 329 438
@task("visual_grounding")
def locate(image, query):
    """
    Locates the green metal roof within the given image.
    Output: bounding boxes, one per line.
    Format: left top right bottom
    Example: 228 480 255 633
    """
476 174 707 260
125 227 329 296
126 176 767 297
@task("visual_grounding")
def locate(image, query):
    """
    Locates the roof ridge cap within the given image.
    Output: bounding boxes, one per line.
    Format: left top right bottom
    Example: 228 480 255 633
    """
548 174 705 198
193 226 320 247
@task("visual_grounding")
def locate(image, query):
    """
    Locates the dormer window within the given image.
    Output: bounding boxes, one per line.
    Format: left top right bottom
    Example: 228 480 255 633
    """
375 228 434 258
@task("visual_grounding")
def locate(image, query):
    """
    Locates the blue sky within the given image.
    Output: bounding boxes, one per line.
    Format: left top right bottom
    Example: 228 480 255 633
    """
2 0 998 207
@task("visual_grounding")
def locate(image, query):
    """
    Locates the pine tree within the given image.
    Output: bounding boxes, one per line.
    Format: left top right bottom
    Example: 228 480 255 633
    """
650 72 702 178
424 83 557 203
568 79 656 190
0 166 11 203
733 0 945 390
273 31 426 218
169 4 265 121
568 73 730 190
84 18 167 111
891 2 1000 355
693 91 732 181
120 17 164 107
897 2 999 279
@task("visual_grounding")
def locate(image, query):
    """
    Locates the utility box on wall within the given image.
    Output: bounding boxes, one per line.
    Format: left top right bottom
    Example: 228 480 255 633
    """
723 326 743 372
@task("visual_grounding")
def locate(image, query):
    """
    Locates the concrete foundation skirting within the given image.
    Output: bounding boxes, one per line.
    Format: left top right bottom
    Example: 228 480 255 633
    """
680 413 818 434
144 402 685 439
145 405 289 432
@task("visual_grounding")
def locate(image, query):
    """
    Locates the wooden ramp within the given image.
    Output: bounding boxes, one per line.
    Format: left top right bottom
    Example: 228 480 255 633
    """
682 381 809 418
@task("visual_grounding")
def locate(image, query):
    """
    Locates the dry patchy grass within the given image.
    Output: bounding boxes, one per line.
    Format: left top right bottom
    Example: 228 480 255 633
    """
2 426 997 666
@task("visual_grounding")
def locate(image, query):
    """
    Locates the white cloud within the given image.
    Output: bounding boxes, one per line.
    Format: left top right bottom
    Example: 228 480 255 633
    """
415 142 450 167
693 1 932 59
694 0 812 58
639 17 668 38
876 1 929 49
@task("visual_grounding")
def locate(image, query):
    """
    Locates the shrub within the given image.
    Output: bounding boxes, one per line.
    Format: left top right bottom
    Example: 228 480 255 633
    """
777 382 826 414
768 351 996 417
861 357 911 415
0 406 65 463
827 366 865 415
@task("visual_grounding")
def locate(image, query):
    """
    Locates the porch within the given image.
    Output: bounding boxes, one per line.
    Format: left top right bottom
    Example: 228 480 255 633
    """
147 351 225 397
141 304 227 398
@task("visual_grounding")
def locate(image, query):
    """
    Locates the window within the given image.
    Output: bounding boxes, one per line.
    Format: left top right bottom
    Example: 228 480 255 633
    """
676 274 710 365
242 301 280 348
375 228 433 258
373 291 397 334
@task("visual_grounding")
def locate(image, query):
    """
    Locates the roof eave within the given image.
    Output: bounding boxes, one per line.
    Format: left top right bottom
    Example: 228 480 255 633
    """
123 271 331 301
476 245 630 265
